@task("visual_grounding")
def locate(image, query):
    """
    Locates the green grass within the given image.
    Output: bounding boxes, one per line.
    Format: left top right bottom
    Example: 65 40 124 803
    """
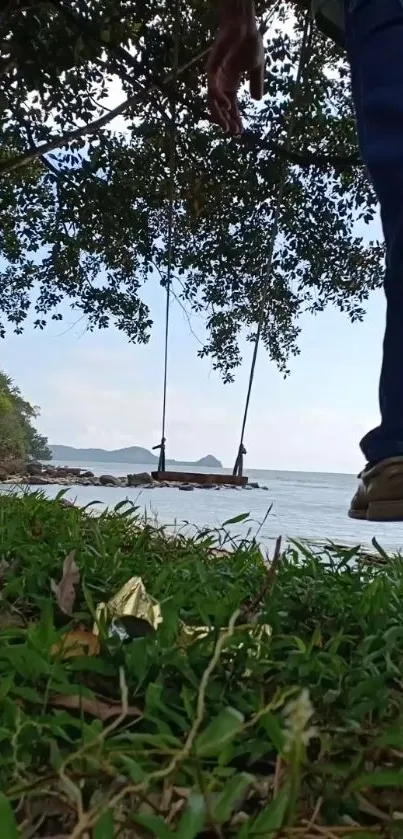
1 490 403 838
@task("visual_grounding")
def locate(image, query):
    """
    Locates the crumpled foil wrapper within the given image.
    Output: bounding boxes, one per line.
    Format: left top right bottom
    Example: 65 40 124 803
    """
94 577 271 659
94 576 162 637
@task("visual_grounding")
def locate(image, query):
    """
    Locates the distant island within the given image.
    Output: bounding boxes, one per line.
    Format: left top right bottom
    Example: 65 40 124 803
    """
47 445 222 469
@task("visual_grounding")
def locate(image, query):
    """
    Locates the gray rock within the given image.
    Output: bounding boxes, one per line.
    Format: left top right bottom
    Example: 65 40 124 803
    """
27 476 50 485
249 482 260 489
99 474 120 487
81 470 95 478
127 472 152 487
261 486 269 491
179 483 194 491
26 461 43 476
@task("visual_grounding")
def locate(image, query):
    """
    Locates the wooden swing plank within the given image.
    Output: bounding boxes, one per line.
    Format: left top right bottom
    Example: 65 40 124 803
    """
151 471 248 487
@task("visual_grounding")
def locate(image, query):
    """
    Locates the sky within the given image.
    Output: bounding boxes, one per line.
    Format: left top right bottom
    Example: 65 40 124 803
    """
2 231 386 475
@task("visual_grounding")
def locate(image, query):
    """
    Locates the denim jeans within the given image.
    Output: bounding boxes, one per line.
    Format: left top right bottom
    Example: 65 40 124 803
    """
345 0 403 463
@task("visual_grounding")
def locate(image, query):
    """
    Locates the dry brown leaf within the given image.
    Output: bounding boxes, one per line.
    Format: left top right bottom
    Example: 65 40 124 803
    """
50 692 141 721
51 551 80 615
51 628 100 658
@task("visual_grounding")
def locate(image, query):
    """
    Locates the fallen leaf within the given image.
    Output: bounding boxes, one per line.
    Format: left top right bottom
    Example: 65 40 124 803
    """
50 692 141 721
51 551 80 615
51 628 100 658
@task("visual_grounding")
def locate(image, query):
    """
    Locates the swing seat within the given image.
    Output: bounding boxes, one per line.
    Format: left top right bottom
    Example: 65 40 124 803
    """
151 471 248 487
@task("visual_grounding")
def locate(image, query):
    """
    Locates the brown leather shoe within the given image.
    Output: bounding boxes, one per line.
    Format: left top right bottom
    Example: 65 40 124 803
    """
349 457 403 521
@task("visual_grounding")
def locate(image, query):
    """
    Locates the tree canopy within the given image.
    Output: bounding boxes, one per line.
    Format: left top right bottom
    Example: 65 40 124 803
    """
0 371 51 465
0 0 382 380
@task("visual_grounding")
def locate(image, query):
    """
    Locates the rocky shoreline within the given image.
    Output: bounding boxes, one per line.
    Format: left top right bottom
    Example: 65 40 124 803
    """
0 462 269 492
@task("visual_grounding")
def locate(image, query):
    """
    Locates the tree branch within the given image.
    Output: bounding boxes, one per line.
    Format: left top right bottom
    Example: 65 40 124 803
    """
265 140 361 170
184 97 362 170
0 46 210 178
24 121 58 177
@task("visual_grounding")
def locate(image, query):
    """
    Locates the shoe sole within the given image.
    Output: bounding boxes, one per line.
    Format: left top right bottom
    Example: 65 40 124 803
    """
349 500 403 522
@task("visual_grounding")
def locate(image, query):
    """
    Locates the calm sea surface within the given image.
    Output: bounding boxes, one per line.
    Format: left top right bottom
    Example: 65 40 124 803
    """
20 460 403 554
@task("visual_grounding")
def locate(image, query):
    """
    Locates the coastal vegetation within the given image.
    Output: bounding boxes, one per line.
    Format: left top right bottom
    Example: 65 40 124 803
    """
0 491 401 837
0 370 51 469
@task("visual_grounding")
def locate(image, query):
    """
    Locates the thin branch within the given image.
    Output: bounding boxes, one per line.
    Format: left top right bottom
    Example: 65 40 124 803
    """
185 98 361 169
258 138 361 169
25 122 68 179
171 287 204 347
0 46 210 178
243 535 282 620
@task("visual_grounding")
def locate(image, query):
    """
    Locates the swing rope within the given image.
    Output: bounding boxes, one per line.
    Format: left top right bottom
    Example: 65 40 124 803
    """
156 1 315 478
154 0 181 473
233 5 315 477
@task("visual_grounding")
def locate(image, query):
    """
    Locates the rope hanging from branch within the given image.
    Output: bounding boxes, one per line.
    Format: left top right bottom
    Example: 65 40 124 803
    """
154 0 181 474
233 5 315 477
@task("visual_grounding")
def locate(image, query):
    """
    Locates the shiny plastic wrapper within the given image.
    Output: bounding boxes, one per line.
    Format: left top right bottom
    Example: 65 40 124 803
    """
94 576 162 637
94 577 271 660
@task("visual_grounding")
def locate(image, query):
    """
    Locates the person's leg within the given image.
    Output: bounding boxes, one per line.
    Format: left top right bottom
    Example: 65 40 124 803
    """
346 0 403 519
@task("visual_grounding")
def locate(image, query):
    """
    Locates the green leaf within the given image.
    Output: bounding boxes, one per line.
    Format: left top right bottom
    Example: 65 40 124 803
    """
222 513 250 526
176 792 206 839
0 673 13 699
260 712 285 753
213 773 253 823
93 809 114 839
49 738 63 770
134 814 173 839
12 685 43 703
118 755 146 782
113 498 136 513
196 707 244 757
291 636 307 653
248 786 289 836
375 726 403 749
350 770 403 790
82 501 103 511
0 794 19 839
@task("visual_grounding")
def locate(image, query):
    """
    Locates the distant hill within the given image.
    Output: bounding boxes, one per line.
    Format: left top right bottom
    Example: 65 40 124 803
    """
48 445 222 468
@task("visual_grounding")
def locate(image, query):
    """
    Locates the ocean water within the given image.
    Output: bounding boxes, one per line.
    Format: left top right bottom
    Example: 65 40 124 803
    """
22 460 403 554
